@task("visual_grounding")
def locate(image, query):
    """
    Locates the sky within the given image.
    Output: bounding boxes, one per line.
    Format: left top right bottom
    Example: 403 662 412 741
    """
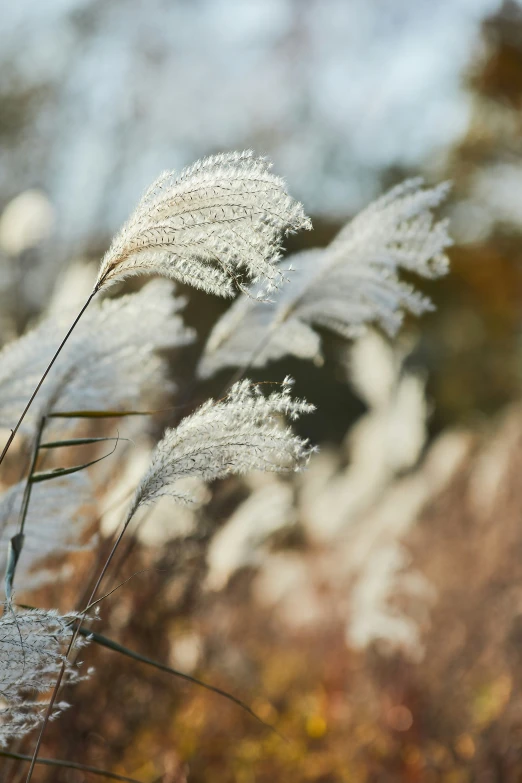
0 0 515 260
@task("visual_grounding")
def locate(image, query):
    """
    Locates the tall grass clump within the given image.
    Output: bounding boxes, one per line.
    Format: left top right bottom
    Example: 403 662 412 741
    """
0 150 451 781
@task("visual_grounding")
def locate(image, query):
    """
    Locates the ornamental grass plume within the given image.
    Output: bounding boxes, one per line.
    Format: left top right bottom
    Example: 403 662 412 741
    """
0 607 90 747
23 378 314 771
0 280 193 434
0 151 310 466
2 160 455 780
126 377 315 520
198 178 452 377
94 151 311 297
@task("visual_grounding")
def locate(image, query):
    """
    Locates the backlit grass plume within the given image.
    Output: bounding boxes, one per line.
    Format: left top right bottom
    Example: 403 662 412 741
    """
0 151 309 466
126 378 314 518
199 179 452 377
0 607 89 746
0 280 193 434
27 379 315 758
95 151 311 297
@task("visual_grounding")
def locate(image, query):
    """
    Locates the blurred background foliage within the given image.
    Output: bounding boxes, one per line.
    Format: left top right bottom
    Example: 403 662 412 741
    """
3 1 522 781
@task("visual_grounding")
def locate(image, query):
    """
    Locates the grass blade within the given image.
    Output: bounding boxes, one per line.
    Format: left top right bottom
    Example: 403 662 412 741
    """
82 627 282 737
4 533 24 602
40 436 130 449
0 749 143 782
48 409 156 419
30 440 119 482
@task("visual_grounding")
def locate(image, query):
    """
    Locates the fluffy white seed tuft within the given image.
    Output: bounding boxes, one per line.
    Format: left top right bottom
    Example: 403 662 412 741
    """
95 151 311 297
0 280 193 433
198 179 452 377
0 607 89 746
127 378 315 518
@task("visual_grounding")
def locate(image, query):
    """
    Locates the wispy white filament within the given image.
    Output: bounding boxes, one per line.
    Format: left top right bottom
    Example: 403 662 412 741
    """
95 151 311 297
199 179 452 376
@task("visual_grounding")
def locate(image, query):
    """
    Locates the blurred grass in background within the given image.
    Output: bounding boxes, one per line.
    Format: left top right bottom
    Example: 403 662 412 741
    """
4 1 522 781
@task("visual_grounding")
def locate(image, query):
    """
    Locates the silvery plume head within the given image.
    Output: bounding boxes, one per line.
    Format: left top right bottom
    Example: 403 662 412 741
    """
0 279 194 434
198 178 452 377
0 607 90 746
94 151 311 298
126 377 315 522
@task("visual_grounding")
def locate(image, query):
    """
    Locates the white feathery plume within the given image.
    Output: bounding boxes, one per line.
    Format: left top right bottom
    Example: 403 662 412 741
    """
0 607 90 746
199 250 322 375
54 279 194 414
198 179 452 377
0 279 193 433
126 378 315 519
206 480 295 591
94 151 311 298
0 473 95 592
0 151 309 466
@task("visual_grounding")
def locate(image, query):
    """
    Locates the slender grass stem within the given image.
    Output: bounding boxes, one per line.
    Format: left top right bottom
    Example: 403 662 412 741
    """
0 749 143 782
0 291 96 469
25 512 133 783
